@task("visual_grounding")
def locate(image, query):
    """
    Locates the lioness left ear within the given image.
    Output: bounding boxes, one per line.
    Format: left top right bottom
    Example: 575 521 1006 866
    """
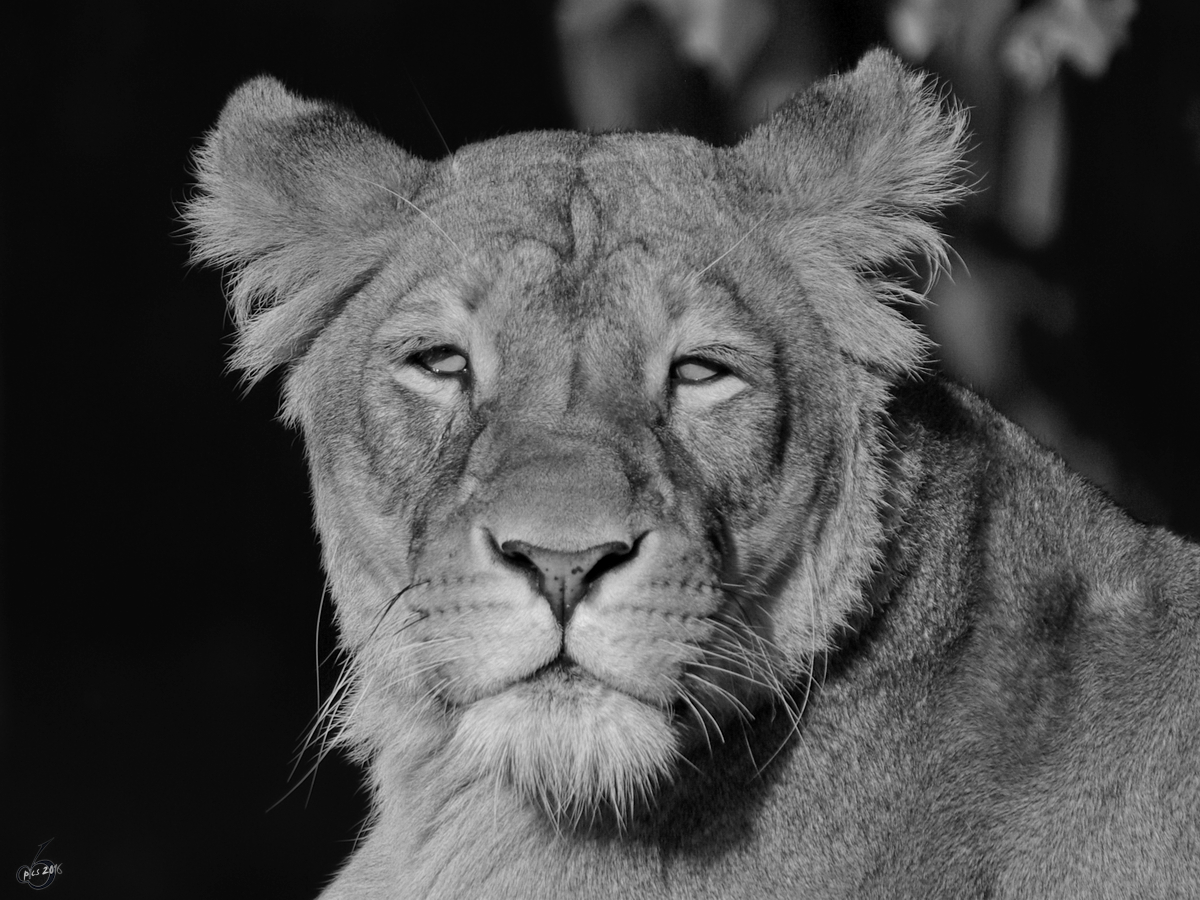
187 77 429 384
736 49 969 374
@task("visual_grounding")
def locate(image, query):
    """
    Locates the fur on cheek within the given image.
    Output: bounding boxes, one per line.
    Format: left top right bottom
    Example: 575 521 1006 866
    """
446 685 679 824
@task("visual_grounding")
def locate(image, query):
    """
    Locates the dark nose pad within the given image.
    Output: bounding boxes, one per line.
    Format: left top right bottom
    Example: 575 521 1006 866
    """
500 539 634 624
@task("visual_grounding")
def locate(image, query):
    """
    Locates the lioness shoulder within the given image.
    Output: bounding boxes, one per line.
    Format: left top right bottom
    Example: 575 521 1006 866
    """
187 50 1200 899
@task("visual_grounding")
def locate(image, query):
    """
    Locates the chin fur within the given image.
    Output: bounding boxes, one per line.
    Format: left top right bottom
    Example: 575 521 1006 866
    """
448 677 680 827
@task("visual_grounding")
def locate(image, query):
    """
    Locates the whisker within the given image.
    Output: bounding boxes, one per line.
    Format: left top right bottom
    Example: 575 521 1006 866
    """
683 670 755 720
675 686 719 753
367 581 431 642
344 173 466 260
696 208 775 278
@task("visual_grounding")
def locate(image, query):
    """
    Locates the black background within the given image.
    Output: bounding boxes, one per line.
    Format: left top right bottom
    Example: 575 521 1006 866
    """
3 3 1197 898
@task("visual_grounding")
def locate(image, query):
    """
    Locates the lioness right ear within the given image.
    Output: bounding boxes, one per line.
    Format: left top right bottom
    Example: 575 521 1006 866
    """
186 77 429 384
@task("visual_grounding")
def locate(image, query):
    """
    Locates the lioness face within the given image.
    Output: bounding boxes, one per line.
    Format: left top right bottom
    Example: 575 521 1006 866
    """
190 54 963 829
284 135 859 820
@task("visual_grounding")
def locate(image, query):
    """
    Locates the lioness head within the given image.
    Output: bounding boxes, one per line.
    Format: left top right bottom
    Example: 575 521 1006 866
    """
188 51 966 825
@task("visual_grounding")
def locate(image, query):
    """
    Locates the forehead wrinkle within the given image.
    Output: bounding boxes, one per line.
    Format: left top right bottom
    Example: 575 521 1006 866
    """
567 177 601 271
431 146 589 262
577 135 733 257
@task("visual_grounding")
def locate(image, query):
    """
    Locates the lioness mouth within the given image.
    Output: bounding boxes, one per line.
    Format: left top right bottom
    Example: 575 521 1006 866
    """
530 656 589 684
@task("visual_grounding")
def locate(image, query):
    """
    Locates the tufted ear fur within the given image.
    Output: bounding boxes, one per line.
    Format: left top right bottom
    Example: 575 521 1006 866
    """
737 49 969 375
186 77 429 383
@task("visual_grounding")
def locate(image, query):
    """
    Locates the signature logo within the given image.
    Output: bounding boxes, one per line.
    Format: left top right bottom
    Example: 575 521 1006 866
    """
15 840 62 891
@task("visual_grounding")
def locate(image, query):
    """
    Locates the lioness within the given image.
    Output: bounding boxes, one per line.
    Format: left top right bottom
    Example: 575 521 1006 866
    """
188 51 1200 898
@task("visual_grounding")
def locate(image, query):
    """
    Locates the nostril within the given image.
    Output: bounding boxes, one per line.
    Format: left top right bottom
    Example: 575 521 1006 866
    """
581 542 633 583
498 539 541 576
498 537 636 624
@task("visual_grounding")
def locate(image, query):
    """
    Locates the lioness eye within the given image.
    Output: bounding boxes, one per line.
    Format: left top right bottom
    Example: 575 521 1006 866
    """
414 346 469 377
672 358 727 385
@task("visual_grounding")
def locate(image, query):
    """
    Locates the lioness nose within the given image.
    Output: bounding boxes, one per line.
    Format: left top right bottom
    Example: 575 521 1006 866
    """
500 539 633 624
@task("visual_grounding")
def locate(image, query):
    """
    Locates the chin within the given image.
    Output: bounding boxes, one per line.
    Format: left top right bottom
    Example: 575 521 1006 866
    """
447 667 680 826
